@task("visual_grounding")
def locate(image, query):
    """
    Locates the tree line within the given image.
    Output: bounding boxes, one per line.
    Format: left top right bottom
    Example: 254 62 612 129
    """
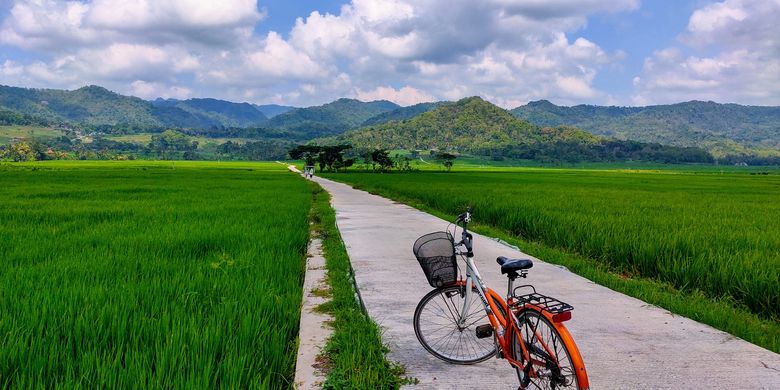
288 145 458 172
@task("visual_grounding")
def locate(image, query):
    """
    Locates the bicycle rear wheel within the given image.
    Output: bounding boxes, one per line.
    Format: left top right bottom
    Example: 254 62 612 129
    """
510 309 584 389
413 285 497 364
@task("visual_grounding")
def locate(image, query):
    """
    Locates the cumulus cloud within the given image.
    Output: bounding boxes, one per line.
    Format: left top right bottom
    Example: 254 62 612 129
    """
495 0 639 19
0 0 263 50
356 86 434 106
0 1 101 50
633 0 780 105
287 0 626 106
0 0 636 106
130 80 192 100
244 32 327 80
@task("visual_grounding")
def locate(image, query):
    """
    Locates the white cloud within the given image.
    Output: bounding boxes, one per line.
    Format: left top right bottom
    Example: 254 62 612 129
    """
356 85 434 106
556 75 597 98
634 0 780 105
493 0 639 19
245 32 326 80
0 0 635 106
0 0 264 50
0 1 101 49
130 80 192 100
86 0 261 30
687 1 747 35
286 0 625 106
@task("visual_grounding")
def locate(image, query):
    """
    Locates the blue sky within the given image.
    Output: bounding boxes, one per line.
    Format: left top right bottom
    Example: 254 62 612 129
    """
580 1 697 101
0 0 778 107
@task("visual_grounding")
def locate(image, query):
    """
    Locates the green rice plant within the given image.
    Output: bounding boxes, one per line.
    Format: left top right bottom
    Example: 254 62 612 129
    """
322 169 780 325
0 161 311 388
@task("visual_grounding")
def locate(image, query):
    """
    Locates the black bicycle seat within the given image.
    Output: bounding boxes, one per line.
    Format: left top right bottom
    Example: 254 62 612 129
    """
496 256 533 274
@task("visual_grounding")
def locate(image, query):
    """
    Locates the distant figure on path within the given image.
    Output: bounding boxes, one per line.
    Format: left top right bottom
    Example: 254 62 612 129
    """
304 165 315 178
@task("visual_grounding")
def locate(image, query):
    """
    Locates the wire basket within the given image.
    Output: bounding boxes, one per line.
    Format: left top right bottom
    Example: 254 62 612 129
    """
413 231 457 287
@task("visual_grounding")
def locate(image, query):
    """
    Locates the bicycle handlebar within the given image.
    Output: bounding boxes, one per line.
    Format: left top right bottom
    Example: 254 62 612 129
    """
455 206 474 256
455 205 474 226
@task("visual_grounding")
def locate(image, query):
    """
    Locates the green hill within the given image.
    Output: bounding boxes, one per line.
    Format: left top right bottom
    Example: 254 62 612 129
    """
0 85 160 128
252 104 296 118
338 97 713 163
267 98 399 138
511 100 780 156
361 102 445 126
0 85 276 131
1 82 775 163
341 97 595 150
151 98 268 127
150 104 221 129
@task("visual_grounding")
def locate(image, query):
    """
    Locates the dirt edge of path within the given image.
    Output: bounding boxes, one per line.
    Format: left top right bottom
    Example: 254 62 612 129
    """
293 237 333 390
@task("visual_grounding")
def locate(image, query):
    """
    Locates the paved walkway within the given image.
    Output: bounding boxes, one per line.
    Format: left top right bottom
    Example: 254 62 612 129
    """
294 238 332 390
310 176 780 389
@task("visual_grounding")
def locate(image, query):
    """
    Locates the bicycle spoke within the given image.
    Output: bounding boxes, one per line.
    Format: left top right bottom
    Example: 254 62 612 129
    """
439 293 460 323
511 310 578 389
414 286 497 362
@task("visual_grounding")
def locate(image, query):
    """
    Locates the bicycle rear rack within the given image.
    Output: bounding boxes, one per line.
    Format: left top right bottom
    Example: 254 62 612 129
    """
511 285 573 314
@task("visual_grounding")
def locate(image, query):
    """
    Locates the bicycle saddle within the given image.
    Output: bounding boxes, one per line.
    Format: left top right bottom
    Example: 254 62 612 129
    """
496 256 533 274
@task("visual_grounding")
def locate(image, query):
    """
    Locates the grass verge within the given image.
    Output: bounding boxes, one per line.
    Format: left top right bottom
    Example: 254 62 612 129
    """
335 182 780 354
308 183 406 389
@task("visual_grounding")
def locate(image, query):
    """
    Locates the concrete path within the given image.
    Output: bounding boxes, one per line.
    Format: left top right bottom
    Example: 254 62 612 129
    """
294 238 332 390
310 176 780 389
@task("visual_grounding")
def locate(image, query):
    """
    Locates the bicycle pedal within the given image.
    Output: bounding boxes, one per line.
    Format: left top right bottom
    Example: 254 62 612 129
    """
475 324 493 339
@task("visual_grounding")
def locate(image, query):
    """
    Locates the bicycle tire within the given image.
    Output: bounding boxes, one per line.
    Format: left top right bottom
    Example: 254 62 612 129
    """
510 308 584 389
413 285 498 364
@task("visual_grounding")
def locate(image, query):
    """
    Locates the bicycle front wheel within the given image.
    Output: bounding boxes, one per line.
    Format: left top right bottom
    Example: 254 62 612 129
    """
510 309 585 389
413 285 497 364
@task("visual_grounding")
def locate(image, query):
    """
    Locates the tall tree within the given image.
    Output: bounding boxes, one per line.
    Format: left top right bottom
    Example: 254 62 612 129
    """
433 151 457 171
148 130 198 160
370 149 394 172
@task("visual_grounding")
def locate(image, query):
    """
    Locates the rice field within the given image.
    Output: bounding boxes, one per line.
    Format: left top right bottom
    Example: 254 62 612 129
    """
104 133 250 147
323 169 780 321
0 125 64 144
0 161 311 388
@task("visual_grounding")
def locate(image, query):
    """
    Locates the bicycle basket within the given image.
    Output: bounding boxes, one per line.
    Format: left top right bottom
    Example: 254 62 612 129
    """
413 231 457 287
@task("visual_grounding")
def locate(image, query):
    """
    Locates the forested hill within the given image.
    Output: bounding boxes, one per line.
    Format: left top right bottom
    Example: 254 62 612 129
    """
0 84 400 138
511 100 780 155
265 98 400 139
0 85 160 128
252 104 296 118
0 85 275 130
1 83 776 163
361 102 445 126
151 98 268 128
342 96 552 150
338 97 713 163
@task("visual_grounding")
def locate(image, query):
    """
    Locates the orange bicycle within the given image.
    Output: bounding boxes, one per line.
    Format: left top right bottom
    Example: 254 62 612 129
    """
412 207 589 389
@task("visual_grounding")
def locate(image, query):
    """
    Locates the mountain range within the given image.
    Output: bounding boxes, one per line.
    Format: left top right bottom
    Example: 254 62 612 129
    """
265 98 399 139
511 100 780 156
1 84 779 158
0 85 298 131
0 85 159 128
336 97 713 163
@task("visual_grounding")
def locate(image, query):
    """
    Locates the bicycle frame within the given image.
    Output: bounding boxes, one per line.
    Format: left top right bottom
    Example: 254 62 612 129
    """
454 241 589 389
456 254 526 368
